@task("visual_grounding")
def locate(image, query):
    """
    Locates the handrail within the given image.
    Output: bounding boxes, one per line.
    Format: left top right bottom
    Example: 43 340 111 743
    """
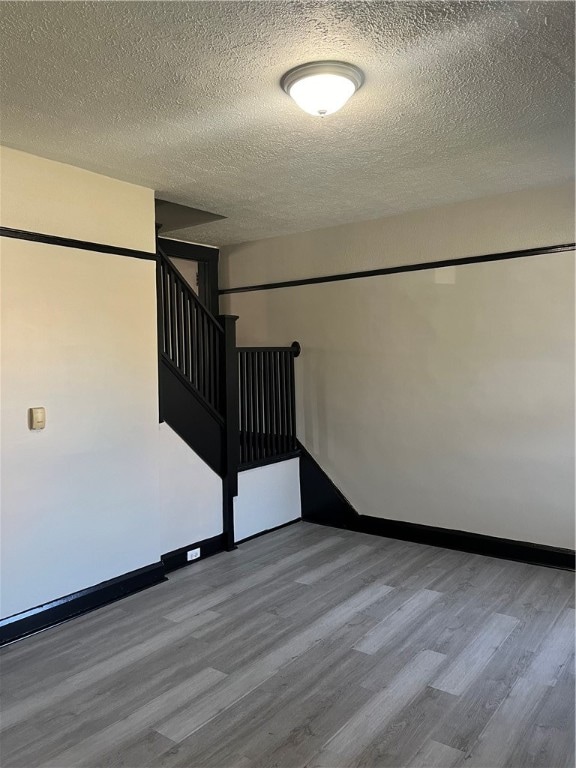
237 342 301 356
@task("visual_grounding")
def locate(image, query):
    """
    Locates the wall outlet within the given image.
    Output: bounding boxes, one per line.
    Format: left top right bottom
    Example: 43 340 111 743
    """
187 548 201 562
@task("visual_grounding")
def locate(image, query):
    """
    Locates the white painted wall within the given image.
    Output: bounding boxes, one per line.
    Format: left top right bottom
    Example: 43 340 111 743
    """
234 459 301 543
159 423 222 553
0 148 223 618
221 188 575 548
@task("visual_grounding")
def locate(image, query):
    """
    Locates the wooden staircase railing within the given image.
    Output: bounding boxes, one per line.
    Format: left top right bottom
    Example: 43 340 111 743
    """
238 342 301 469
157 245 300 548
158 248 224 418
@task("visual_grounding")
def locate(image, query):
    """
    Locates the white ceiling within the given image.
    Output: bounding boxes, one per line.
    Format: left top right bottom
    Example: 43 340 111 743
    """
0 1 573 246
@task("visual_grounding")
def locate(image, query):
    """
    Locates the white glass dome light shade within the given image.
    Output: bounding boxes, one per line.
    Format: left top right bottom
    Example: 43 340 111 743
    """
281 61 364 117
288 73 356 116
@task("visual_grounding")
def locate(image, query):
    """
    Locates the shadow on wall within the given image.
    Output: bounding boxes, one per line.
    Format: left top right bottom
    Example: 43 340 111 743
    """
300 346 327 461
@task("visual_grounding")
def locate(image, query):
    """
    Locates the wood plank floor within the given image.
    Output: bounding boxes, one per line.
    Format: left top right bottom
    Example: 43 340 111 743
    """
1 522 574 768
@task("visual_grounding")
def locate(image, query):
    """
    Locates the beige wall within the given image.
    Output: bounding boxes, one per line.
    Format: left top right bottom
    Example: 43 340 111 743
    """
0 145 155 252
220 183 574 288
1 238 161 616
221 189 575 548
0 148 221 618
169 256 198 294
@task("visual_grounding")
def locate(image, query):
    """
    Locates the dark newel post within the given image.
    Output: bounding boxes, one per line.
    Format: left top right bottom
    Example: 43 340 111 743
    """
220 314 240 550
155 228 165 424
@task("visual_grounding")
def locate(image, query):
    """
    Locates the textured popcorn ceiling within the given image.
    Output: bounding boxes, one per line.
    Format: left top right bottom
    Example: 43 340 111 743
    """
0 1 573 246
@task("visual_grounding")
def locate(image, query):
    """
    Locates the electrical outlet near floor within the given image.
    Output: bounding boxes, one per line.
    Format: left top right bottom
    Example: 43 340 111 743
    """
187 548 201 562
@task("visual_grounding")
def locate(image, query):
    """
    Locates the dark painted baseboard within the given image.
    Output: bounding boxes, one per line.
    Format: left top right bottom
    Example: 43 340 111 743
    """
1 533 230 645
161 533 227 573
307 515 576 571
235 518 301 545
0 563 166 646
299 443 575 571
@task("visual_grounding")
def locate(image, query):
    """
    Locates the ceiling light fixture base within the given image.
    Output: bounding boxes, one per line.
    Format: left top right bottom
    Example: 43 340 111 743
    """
280 60 364 94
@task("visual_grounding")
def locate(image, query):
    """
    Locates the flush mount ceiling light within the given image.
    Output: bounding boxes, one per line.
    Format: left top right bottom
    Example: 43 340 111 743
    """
281 60 364 117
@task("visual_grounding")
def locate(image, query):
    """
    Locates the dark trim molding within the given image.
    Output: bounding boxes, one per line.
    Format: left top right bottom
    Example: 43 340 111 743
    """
236 518 301 545
298 442 359 528
239 449 301 472
157 237 218 261
159 357 224 477
159 237 220 316
0 226 156 261
0 563 166 646
220 243 575 295
161 533 226 573
220 315 241 550
161 352 225 425
299 444 575 571
310 516 575 571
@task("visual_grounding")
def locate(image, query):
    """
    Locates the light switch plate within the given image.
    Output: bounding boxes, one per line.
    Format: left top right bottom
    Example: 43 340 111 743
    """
28 407 46 430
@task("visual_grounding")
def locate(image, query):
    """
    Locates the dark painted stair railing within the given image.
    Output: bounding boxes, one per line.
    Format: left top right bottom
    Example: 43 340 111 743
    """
158 250 223 418
238 342 301 469
157 245 238 549
157 245 300 550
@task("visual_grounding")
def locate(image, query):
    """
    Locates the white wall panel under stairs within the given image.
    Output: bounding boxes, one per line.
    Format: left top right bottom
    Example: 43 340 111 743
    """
234 459 301 543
